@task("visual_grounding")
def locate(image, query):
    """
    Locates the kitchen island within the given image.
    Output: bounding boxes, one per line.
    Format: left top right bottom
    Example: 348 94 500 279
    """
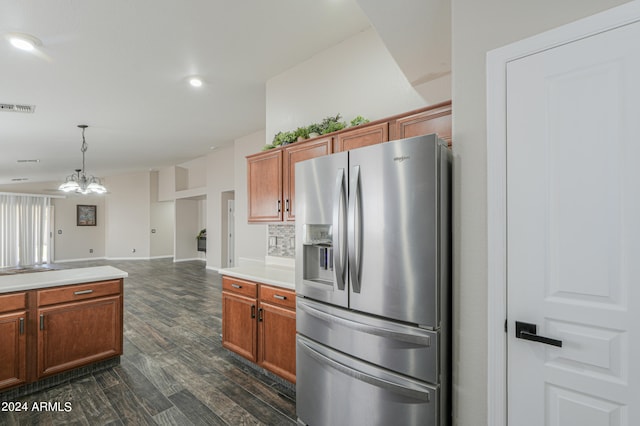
0 265 127 398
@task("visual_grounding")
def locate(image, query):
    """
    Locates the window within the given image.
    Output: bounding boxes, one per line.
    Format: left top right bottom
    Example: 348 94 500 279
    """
0 194 52 268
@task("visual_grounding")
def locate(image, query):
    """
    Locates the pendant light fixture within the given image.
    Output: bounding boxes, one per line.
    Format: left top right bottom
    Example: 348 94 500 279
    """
58 125 107 194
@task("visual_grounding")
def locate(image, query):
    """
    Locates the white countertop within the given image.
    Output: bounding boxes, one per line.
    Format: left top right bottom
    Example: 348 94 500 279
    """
219 263 295 290
0 266 128 293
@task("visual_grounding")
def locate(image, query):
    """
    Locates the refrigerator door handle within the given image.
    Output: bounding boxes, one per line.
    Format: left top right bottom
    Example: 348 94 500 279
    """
298 337 431 402
333 168 347 291
348 165 362 293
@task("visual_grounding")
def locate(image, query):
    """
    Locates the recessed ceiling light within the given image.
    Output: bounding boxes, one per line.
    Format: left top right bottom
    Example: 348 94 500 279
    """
189 77 203 87
7 33 41 51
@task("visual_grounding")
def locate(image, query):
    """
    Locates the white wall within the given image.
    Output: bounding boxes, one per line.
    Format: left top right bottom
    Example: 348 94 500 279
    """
265 28 428 145
174 198 202 261
450 0 630 424
233 130 268 263
52 195 105 261
104 172 151 258
181 157 207 189
205 145 235 269
158 165 175 202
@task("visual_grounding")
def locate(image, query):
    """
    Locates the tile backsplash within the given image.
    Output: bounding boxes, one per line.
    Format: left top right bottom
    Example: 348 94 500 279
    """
268 224 295 258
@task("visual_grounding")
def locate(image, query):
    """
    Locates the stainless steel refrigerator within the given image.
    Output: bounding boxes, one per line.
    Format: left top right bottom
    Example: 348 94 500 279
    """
295 134 451 426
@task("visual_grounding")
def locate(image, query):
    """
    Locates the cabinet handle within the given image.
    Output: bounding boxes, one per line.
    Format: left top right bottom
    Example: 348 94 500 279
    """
74 289 94 295
274 294 286 300
231 284 242 289
40 314 44 331
251 304 256 319
258 307 263 322
277 200 281 213
19 317 24 335
285 199 290 212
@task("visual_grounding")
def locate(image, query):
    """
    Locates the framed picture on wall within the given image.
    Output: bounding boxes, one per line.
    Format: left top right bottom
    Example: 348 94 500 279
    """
77 205 97 226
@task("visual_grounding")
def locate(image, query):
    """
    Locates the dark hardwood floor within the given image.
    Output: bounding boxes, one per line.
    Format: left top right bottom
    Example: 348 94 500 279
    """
0 259 296 425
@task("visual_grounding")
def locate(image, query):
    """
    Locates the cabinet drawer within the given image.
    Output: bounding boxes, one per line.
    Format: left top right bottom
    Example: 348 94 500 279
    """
37 279 122 307
260 285 295 309
0 292 27 313
222 276 258 298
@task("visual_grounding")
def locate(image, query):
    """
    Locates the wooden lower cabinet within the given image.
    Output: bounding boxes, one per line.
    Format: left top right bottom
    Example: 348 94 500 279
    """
0 310 27 390
221 276 296 383
0 292 27 391
222 291 258 362
258 302 296 383
37 295 122 378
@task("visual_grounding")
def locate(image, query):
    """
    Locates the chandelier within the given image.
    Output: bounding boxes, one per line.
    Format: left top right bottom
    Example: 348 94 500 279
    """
58 125 107 194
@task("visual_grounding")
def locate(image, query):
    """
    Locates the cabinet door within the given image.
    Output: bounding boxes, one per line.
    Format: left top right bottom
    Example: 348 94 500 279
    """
222 291 258 362
283 138 332 221
37 296 122 378
392 101 452 145
0 311 27 390
258 302 296 383
335 122 388 152
247 150 283 222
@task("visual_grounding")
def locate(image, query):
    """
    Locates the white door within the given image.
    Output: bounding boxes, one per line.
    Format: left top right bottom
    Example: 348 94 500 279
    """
507 20 640 425
227 199 235 267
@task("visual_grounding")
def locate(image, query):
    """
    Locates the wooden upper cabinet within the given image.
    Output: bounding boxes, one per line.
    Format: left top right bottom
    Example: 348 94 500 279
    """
283 137 332 221
391 101 452 145
247 149 283 222
335 122 388 152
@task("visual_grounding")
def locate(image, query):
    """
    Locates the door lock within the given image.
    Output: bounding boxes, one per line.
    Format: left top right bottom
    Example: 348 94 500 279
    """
515 321 562 347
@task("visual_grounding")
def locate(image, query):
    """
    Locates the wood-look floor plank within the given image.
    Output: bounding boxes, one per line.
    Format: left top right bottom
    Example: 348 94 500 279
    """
69 375 120 425
112 360 173 416
101 383 156 426
167 389 226 426
151 406 193 426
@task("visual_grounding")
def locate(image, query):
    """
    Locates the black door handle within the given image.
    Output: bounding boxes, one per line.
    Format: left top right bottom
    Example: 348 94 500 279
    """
515 321 562 347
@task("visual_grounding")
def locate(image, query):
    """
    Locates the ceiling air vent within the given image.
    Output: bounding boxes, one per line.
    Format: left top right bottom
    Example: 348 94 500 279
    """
0 103 36 113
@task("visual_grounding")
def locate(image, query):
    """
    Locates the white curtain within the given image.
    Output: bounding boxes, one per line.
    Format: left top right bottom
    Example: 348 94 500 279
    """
0 194 52 268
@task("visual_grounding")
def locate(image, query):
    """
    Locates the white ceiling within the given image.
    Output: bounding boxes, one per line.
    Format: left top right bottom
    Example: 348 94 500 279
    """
0 0 372 186
0 1 451 190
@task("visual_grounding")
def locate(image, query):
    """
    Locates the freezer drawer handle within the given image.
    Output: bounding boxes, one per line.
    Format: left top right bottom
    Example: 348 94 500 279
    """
515 321 562 347
298 300 431 346
298 338 430 402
